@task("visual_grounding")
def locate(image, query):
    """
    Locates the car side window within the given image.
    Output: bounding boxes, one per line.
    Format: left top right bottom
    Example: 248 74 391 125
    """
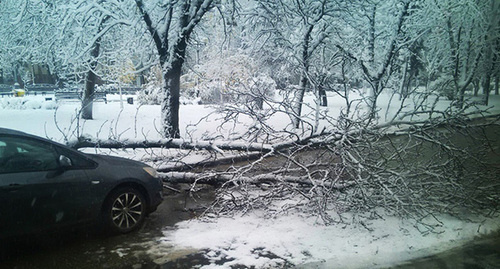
0 136 59 174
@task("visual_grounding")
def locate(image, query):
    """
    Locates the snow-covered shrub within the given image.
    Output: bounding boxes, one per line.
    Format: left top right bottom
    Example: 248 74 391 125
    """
428 75 455 100
245 74 276 109
186 54 276 107
42 100 57 110
137 65 163 105
137 84 163 105
0 97 57 110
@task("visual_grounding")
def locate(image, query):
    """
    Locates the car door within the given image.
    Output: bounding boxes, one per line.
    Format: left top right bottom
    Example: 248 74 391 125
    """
0 135 92 237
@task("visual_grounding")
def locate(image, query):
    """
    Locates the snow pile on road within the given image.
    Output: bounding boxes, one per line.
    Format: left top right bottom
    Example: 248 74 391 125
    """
160 211 500 268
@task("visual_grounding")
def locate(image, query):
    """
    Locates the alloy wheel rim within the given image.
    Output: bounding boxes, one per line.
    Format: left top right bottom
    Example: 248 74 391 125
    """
111 192 143 229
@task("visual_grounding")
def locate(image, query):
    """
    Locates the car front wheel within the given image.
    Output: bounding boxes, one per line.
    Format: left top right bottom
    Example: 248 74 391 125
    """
104 187 146 234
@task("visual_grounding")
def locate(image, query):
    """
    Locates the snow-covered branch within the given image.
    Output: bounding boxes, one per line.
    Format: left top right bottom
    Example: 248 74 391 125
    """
161 171 355 189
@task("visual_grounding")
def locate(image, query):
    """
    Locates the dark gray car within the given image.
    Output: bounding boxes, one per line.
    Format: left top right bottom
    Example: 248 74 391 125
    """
0 128 163 238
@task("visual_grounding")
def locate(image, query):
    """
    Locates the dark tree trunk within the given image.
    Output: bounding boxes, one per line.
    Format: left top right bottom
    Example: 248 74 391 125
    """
369 81 380 121
368 6 376 65
82 16 106 120
159 5 190 138
293 74 308 128
480 0 498 106
473 79 480 96
162 64 182 138
319 86 327 106
482 75 491 106
81 44 100 120
292 23 315 129
253 96 264 110
495 74 499 95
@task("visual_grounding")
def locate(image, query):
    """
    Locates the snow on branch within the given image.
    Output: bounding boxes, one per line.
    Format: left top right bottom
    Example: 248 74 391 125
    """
161 171 355 190
68 131 333 153
68 137 273 153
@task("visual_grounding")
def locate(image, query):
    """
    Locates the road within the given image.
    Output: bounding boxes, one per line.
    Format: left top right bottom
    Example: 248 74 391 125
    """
0 186 215 269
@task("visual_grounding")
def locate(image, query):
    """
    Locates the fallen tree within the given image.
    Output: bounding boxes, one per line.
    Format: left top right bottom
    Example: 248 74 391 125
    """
69 137 273 153
161 171 355 190
63 90 500 229
68 130 333 153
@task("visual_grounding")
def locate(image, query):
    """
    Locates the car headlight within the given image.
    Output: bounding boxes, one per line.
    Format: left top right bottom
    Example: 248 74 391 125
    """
143 167 159 178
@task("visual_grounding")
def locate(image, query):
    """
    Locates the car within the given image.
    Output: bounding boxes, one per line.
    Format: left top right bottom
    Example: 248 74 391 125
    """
0 128 163 238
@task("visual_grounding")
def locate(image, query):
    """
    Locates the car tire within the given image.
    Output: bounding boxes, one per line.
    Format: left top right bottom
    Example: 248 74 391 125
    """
103 187 147 234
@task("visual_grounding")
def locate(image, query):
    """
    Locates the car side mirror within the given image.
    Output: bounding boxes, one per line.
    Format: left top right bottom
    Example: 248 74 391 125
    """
47 155 73 179
59 155 73 168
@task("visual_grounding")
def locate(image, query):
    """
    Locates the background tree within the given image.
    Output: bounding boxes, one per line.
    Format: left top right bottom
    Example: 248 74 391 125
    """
0 0 59 86
56 0 143 119
334 0 412 121
134 0 217 138
247 0 335 128
413 0 497 108
478 0 500 105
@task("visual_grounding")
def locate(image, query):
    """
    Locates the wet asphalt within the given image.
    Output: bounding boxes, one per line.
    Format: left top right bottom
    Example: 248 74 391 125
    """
0 186 216 269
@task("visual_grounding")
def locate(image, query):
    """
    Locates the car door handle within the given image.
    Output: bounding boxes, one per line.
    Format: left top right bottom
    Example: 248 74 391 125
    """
5 183 22 191
91 180 100 185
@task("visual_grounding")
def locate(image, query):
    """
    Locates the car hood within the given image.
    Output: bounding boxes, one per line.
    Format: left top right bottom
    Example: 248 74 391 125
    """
86 154 146 168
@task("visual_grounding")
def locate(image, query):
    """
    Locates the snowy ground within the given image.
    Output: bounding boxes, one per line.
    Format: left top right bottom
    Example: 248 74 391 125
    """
164 212 500 268
1 91 500 268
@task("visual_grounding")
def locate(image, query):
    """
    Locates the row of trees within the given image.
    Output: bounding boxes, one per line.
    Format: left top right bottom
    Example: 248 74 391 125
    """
1 0 499 137
3 0 498 226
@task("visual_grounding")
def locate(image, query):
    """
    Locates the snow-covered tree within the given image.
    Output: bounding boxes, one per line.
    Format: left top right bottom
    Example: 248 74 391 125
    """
0 0 59 85
413 0 499 107
334 0 412 120
0 0 151 119
134 0 217 138
247 0 336 128
188 53 275 108
54 0 148 119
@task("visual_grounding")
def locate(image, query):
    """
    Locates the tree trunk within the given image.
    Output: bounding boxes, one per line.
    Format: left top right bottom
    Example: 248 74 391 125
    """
319 86 327 106
483 76 490 106
81 40 101 120
495 74 499 95
82 16 107 120
291 22 316 129
81 69 95 120
480 0 499 106
473 79 480 97
368 5 376 65
399 57 409 100
368 80 380 121
162 65 182 138
161 171 355 189
254 96 264 110
292 75 307 128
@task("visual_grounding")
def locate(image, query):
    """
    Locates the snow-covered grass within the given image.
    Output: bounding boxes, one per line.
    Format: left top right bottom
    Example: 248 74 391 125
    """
1 91 500 268
2 90 499 143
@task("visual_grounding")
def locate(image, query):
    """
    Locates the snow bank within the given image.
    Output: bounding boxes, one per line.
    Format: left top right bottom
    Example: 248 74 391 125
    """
0 96 57 110
159 212 500 268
